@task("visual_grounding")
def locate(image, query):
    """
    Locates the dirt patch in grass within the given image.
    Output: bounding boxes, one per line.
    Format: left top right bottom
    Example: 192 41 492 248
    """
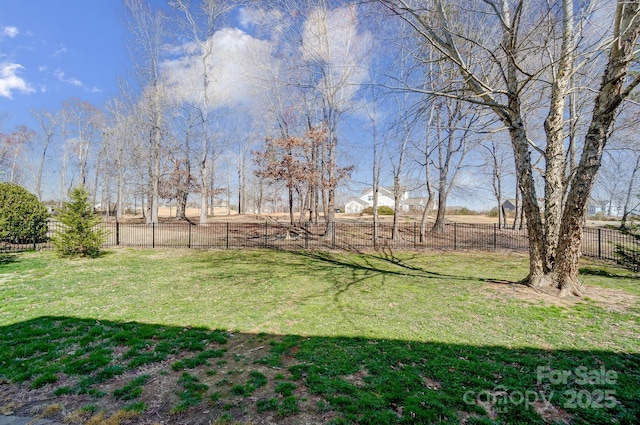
480 281 638 312
532 400 572 425
0 332 333 425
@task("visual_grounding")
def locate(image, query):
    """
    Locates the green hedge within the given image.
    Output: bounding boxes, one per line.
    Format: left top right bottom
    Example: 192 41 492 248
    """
0 183 49 244
362 205 395 216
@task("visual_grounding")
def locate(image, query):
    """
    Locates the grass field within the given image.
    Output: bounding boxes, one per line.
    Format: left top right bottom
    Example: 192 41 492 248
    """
0 249 638 424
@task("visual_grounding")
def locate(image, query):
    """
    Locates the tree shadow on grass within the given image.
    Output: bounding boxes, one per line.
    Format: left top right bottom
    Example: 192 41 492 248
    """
578 266 637 280
290 248 483 283
0 252 17 267
1 316 637 425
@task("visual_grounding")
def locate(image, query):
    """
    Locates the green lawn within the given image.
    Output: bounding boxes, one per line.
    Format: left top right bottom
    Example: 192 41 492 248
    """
0 249 638 424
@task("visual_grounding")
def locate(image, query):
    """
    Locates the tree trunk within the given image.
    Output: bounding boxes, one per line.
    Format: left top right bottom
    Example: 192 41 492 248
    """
116 166 123 221
419 194 436 243
288 185 294 225
549 0 640 296
35 132 52 201
432 190 447 233
620 155 640 230
507 115 547 287
541 0 575 271
200 166 208 224
151 125 160 225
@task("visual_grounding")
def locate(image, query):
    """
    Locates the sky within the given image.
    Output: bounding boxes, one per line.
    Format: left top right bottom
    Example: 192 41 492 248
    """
0 0 499 209
0 0 133 129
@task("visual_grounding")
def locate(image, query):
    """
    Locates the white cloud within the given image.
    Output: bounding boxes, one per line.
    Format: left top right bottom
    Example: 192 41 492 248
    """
2 26 19 38
0 62 34 98
161 27 274 109
237 7 283 29
238 7 257 27
54 45 67 57
54 69 82 87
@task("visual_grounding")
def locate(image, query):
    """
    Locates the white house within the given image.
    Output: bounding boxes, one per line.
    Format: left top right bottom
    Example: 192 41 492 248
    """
344 187 410 214
587 198 621 217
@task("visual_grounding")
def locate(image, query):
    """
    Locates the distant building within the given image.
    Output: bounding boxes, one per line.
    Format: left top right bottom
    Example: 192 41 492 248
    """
502 199 517 211
587 198 621 217
344 187 428 214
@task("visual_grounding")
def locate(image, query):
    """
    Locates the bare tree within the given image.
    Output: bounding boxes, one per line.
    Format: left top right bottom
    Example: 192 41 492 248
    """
620 153 640 228
300 4 370 232
430 98 479 233
481 136 512 229
378 0 640 296
61 98 102 190
1 125 33 185
30 109 59 201
255 1 370 230
385 95 413 240
103 95 137 221
597 121 640 227
417 115 437 242
170 0 236 224
163 106 197 220
364 87 383 244
125 0 170 225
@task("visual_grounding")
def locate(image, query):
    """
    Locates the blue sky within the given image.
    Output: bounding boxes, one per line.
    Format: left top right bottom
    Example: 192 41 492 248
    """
0 1 498 209
0 0 129 129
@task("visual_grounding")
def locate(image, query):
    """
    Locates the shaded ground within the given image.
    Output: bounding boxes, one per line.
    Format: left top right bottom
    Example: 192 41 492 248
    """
1 329 332 425
1 316 639 425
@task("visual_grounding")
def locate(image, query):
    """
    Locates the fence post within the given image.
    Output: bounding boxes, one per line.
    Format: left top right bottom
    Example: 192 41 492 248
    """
226 222 230 250
493 223 497 250
332 223 336 250
454 222 458 250
304 222 309 250
372 222 377 249
188 224 192 249
116 221 120 246
152 223 155 249
597 228 602 259
33 220 37 251
264 221 268 248
413 222 417 250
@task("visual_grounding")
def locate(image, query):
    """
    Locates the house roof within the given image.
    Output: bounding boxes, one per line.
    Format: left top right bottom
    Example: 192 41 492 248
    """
345 198 369 206
359 186 404 197
588 197 609 207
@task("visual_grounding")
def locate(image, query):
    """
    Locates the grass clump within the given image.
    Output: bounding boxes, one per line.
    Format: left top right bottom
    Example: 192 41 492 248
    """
229 371 268 396
112 375 150 400
31 372 58 389
172 373 209 413
275 382 296 397
123 402 146 413
256 396 299 417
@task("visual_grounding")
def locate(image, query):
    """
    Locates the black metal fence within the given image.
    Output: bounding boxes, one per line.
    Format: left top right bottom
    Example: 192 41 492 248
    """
1 220 637 265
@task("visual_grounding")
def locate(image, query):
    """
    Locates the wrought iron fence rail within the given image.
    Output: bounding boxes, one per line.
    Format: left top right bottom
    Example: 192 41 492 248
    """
1 221 637 265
